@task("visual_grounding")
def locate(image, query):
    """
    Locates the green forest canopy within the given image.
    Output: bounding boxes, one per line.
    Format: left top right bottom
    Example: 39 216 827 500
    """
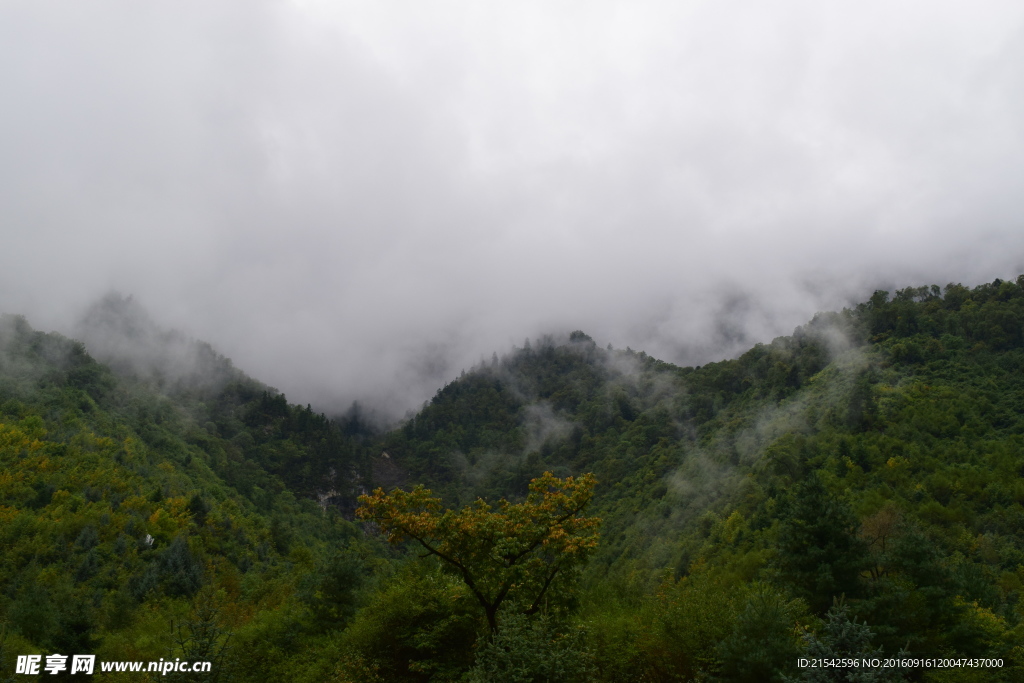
2 278 1024 681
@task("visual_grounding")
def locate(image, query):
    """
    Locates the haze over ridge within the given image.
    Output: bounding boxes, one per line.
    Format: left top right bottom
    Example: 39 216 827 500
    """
2 1 1023 419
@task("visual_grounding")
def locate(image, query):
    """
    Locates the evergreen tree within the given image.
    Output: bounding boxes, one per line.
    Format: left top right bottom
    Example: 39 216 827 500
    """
776 475 868 613
787 602 908 682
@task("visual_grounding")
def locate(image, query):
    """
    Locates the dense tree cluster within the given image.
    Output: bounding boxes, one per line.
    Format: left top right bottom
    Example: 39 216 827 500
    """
0 314 369 681
3 277 1024 681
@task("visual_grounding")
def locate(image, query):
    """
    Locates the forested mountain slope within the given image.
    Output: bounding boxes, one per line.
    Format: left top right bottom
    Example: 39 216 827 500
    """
0 311 374 681
367 279 1024 680
2 279 1024 682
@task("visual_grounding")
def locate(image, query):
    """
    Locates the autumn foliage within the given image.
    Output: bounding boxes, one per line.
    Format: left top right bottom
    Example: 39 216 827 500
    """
356 472 600 632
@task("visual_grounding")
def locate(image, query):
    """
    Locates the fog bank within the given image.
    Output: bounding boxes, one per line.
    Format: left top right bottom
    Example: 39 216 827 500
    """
2 1 1023 418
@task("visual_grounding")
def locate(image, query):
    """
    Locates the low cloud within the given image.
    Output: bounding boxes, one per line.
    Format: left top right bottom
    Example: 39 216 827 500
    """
2 1 1023 419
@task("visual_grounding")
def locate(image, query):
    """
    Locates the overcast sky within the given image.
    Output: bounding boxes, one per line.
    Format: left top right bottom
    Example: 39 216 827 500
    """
2 1 1023 418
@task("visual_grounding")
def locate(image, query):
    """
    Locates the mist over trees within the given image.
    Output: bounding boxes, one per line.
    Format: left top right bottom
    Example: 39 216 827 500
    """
5 2 1024 427
2 278 1024 680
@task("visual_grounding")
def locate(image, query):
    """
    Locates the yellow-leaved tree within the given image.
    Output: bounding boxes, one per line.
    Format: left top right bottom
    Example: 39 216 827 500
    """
356 471 600 633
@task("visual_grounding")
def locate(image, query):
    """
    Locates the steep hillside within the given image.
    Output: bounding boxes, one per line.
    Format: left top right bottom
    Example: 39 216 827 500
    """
3 279 1024 682
366 279 1024 680
0 312 375 681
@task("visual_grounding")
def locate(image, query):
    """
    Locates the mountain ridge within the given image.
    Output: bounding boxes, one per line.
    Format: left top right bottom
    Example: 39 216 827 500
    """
3 277 1024 680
